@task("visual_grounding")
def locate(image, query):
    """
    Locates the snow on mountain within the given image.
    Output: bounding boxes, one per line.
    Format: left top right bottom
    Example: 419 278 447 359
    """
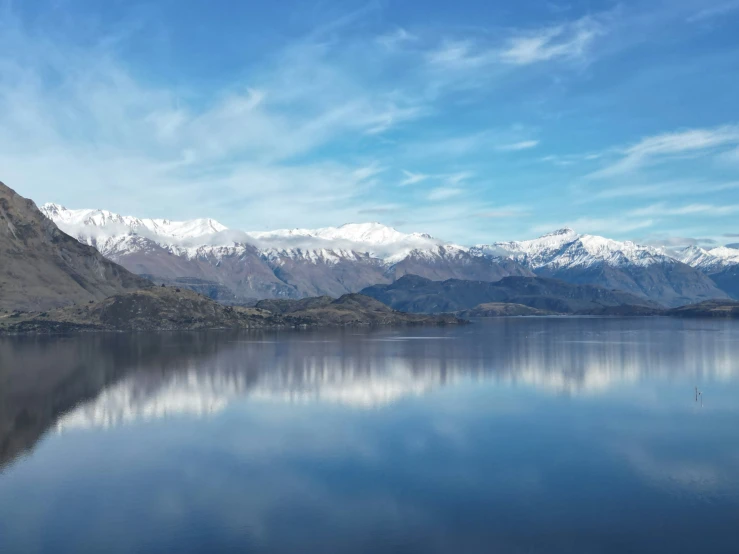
676 245 739 273
250 222 422 244
246 222 449 264
40 203 731 305
479 227 675 270
42 203 227 240
39 204 738 275
42 204 453 264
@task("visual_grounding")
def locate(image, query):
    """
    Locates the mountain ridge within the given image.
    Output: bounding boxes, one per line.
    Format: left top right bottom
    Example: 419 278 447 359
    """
41 204 534 302
360 274 661 314
41 203 733 307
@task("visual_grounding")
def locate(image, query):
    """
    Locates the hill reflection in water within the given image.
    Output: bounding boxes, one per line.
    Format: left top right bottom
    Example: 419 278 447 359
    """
1 318 739 554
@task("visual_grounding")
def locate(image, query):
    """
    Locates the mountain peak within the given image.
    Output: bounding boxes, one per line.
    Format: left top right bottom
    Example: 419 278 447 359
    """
39 204 228 240
542 227 577 238
315 222 416 245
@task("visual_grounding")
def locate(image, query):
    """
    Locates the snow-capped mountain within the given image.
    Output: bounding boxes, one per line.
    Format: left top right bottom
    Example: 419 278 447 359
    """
42 203 226 241
479 227 677 269
676 245 739 273
40 203 733 306
43 204 445 261
676 245 739 299
41 204 532 302
474 228 728 307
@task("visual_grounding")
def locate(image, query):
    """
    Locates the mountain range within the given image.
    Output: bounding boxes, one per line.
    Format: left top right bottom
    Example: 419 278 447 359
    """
0 181 461 330
42 203 735 307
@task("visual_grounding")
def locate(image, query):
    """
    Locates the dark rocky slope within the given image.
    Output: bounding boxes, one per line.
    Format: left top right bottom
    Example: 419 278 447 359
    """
361 274 660 314
708 266 739 300
536 261 727 308
0 182 149 311
667 300 739 318
0 287 462 334
456 303 558 317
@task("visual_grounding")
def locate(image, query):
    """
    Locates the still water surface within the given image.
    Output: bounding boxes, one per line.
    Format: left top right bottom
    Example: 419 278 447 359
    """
1 317 738 553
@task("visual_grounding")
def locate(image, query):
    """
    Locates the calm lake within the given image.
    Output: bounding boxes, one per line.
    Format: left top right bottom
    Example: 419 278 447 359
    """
1 317 738 553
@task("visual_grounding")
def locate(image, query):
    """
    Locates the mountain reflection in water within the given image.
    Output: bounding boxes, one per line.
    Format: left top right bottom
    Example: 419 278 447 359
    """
1 317 739 554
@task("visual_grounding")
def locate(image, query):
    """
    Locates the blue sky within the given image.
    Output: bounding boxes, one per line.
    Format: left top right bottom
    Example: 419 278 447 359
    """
1 0 739 245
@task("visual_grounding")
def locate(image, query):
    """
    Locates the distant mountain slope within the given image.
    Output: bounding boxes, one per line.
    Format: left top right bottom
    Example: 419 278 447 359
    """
708 267 739 299
0 182 149 312
677 245 739 273
477 228 727 307
667 299 739 318
0 287 461 333
41 203 733 306
456 303 557 317
360 274 658 314
676 245 739 299
42 205 531 302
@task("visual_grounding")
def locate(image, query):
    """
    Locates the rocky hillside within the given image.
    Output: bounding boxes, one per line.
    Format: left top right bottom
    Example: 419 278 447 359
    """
667 300 739 318
456 303 557 317
361 274 659 314
0 286 462 334
0 182 149 312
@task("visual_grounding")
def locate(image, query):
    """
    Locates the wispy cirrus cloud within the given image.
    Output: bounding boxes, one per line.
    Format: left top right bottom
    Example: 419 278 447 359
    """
427 187 464 201
0 5 432 230
530 216 655 235
399 170 429 186
588 125 739 179
445 171 473 186
427 15 604 71
496 140 540 151
499 17 604 65
687 1 739 23
377 28 417 49
591 179 739 200
628 203 739 218
639 235 718 250
475 207 530 218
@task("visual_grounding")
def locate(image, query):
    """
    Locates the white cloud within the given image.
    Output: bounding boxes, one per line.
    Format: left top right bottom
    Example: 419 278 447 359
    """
588 125 739 179
628 203 739 218
445 172 474 186
530 216 654 235
476 207 530 218
399 170 429 186
592 180 739 200
427 16 603 71
377 28 417 49
687 1 739 23
427 187 464 201
496 140 540 151
352 163 386 181
499 18 602 65
0 9 435 231
426 40 493 70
